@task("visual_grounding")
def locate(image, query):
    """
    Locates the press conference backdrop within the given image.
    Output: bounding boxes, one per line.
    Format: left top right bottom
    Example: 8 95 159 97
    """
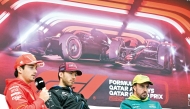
0 0 190 109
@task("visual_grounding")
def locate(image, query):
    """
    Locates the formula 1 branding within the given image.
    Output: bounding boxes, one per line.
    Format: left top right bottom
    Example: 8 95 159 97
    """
108 79 167 104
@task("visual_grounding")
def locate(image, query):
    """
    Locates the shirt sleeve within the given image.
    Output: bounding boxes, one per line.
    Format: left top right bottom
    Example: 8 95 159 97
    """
5 84 46 109
120 100 132 109
45 91 62 109
80 94 90 109
157 102 162 109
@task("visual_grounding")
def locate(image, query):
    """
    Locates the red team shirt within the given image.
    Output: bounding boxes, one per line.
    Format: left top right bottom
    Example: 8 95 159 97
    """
4 78 47 109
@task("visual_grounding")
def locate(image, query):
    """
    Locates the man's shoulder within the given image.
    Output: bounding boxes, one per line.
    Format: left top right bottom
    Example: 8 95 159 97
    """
148 99 160 103
121 99 132 104
6 82 23 91
121 99 161 107
49 86 61 92
49 86 68 94
6 79 28 88
120 99 135 108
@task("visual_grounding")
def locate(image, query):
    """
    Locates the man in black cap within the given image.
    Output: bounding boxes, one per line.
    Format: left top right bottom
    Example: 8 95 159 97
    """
45 62 90 109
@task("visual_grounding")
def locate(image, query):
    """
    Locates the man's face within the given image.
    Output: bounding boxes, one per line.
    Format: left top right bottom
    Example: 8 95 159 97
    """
19 64 37 84
60 71 77 87
133 82 149 100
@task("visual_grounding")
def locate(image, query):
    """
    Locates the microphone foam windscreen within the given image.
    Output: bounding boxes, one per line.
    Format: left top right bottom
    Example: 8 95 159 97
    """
35 77 45 90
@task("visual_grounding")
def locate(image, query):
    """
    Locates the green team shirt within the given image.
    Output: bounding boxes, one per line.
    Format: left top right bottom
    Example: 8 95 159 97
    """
120 94 162 109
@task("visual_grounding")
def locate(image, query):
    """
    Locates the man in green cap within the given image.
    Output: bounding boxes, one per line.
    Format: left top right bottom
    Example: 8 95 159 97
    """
120 74 162 109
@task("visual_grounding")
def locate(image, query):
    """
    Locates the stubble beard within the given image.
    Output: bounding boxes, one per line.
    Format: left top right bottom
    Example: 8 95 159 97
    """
139 92 148 100
62 79 73 87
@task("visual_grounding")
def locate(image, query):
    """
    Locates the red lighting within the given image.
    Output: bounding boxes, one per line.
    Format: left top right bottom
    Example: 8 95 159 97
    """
11 0 128 14
138 7 190 32
142 1 190 19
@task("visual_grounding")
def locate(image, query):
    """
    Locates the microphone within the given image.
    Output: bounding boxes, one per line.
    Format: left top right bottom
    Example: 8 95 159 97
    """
35 77 51 108
35 77 45 90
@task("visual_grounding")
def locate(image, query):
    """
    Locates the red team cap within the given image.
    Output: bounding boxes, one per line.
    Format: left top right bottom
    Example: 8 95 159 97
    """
59 62 82 76
14 53 44 69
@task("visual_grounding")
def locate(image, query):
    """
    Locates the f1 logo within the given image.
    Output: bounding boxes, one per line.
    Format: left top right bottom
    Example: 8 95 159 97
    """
31 71 108 99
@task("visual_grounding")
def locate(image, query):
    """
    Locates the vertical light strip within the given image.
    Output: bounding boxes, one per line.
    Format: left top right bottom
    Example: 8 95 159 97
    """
135 12 185 34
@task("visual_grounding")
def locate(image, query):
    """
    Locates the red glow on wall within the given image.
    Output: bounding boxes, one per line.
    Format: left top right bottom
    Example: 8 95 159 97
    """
138 7 190 32
135 12 185 34
142 1 190 19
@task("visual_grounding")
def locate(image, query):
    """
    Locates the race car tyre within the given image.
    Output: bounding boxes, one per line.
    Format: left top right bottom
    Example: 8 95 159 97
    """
59 34 82 61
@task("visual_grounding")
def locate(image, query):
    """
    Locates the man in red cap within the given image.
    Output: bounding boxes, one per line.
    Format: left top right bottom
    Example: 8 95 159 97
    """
4 53 49 109
45 62 90 109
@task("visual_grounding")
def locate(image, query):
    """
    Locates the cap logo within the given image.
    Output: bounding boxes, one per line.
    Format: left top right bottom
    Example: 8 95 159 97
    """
68 63 77 68
20 61 23 65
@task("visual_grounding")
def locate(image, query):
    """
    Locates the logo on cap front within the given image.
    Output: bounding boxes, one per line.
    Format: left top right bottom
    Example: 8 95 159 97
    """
20 61 23 65
68 63 77 69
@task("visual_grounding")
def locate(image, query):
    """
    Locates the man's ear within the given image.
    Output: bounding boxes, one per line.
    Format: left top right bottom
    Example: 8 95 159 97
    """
133 85 136 92
59 72 63 78
17 66 23 74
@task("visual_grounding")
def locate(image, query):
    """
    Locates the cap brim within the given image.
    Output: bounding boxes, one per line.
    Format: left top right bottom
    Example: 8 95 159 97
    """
149 82 153 85
76 70 82 76
133 81 153 86
65 70 82 76
143 81 153 85
26 60 44 67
